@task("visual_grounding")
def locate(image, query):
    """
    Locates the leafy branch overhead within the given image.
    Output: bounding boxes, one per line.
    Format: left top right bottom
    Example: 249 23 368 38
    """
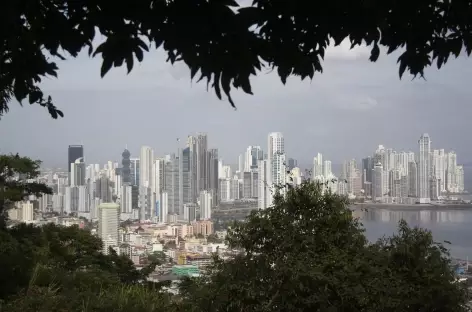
1 0 471 118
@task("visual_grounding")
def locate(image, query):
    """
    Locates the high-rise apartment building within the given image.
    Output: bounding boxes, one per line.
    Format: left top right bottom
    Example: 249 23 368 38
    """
160 191 169 223
207 148 219 204
164 153 182 215
139 146 154 188
130 158 140 186
242 171 258 198
121 185 132 214
98 203 120 255
70 157 85 187
431 149 446 193
313 153 323 178
199 190 212 220
266 132 285 207
68 145 83 174
408 161 418 197
446 151 458 192
258 159 269 210
96 174 112 203
245 146 263 171
418 133 431 203
196 133 208 192
182 147 193 205
372 163 384 200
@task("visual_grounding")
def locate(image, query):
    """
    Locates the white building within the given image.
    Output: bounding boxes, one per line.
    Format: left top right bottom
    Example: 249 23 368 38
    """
98 203 120 255
160 191 169 223
267 132 285 206
199 190 212 220
372 163 385 201
244 145 263 171
431 149 446 193
258 159 269 210
313 153 323 178
418 134 431 203
8 201 34 223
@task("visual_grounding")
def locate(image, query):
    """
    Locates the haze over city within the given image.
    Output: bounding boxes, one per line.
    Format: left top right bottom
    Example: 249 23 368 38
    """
1 40 472 167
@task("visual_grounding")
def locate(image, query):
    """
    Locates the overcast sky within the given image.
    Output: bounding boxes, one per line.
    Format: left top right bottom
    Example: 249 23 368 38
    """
1 39 472 168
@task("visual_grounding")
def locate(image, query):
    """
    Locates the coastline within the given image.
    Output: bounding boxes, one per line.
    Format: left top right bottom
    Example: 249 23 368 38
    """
350 203 472 211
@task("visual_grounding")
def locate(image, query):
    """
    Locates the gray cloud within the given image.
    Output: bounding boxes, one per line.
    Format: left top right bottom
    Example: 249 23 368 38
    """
1 44 471 169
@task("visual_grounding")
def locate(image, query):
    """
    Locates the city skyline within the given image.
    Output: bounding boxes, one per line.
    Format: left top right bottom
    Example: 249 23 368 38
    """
34 133 471 171
23 131 469 232
1 41 472 166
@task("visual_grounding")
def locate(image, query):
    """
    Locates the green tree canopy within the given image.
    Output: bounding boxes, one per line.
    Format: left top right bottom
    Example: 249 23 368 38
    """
0 153 468 310
179 182 469 311
206 233 224 244
0 154 52 225
1 0 471 118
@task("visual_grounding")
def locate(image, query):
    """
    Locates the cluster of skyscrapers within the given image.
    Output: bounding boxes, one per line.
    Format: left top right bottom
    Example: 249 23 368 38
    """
357 133 465 203
40 134 219 224
38 132 466 224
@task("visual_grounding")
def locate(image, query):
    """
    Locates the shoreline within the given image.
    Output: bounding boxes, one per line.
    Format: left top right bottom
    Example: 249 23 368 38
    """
350 203 472 211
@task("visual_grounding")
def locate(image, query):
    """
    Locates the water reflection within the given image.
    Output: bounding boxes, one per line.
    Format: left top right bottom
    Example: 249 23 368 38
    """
352 207 472 259
353 209 467 224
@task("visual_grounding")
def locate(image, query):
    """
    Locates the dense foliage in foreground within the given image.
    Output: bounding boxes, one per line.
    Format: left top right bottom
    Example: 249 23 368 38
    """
0 154 468 311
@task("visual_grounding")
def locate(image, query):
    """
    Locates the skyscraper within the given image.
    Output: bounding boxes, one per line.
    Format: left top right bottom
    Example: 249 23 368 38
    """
287 158 298 171
139 146 155 220
409 161 418 197
418 133 431 203
258 159 268 209
266 132 285 208
182 147 193 205
121 148 131 184
121 185 132 214
70 157 85 186
196 133 208 192
372 162 384 200
68 145 83 171
245 146 263 171
431 149 446 193
207 148 219 204
199 190 212 220
130 158 140 186
139 146 154 188
96 174 112 203
163 153 182 215
98 203 120 255
313 153 323 178
68 145 84 185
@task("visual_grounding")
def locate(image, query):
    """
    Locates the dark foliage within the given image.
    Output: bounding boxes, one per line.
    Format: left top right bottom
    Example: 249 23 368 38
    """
0 153 468 311
0 154 52 225
1 0 471 117
179 182 469 311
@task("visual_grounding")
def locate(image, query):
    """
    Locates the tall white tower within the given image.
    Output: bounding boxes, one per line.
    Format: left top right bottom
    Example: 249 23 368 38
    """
258 159 269 210
267 132 285 207
313 153 323 178
139 146 154 188
139 146 155 220
98 203 120 255
418 133 431 203
199 190 212 220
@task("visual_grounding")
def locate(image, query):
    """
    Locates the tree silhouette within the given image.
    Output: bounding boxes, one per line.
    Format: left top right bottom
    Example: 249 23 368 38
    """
0 154 52 226
1 0 471 118
179 181 468 311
